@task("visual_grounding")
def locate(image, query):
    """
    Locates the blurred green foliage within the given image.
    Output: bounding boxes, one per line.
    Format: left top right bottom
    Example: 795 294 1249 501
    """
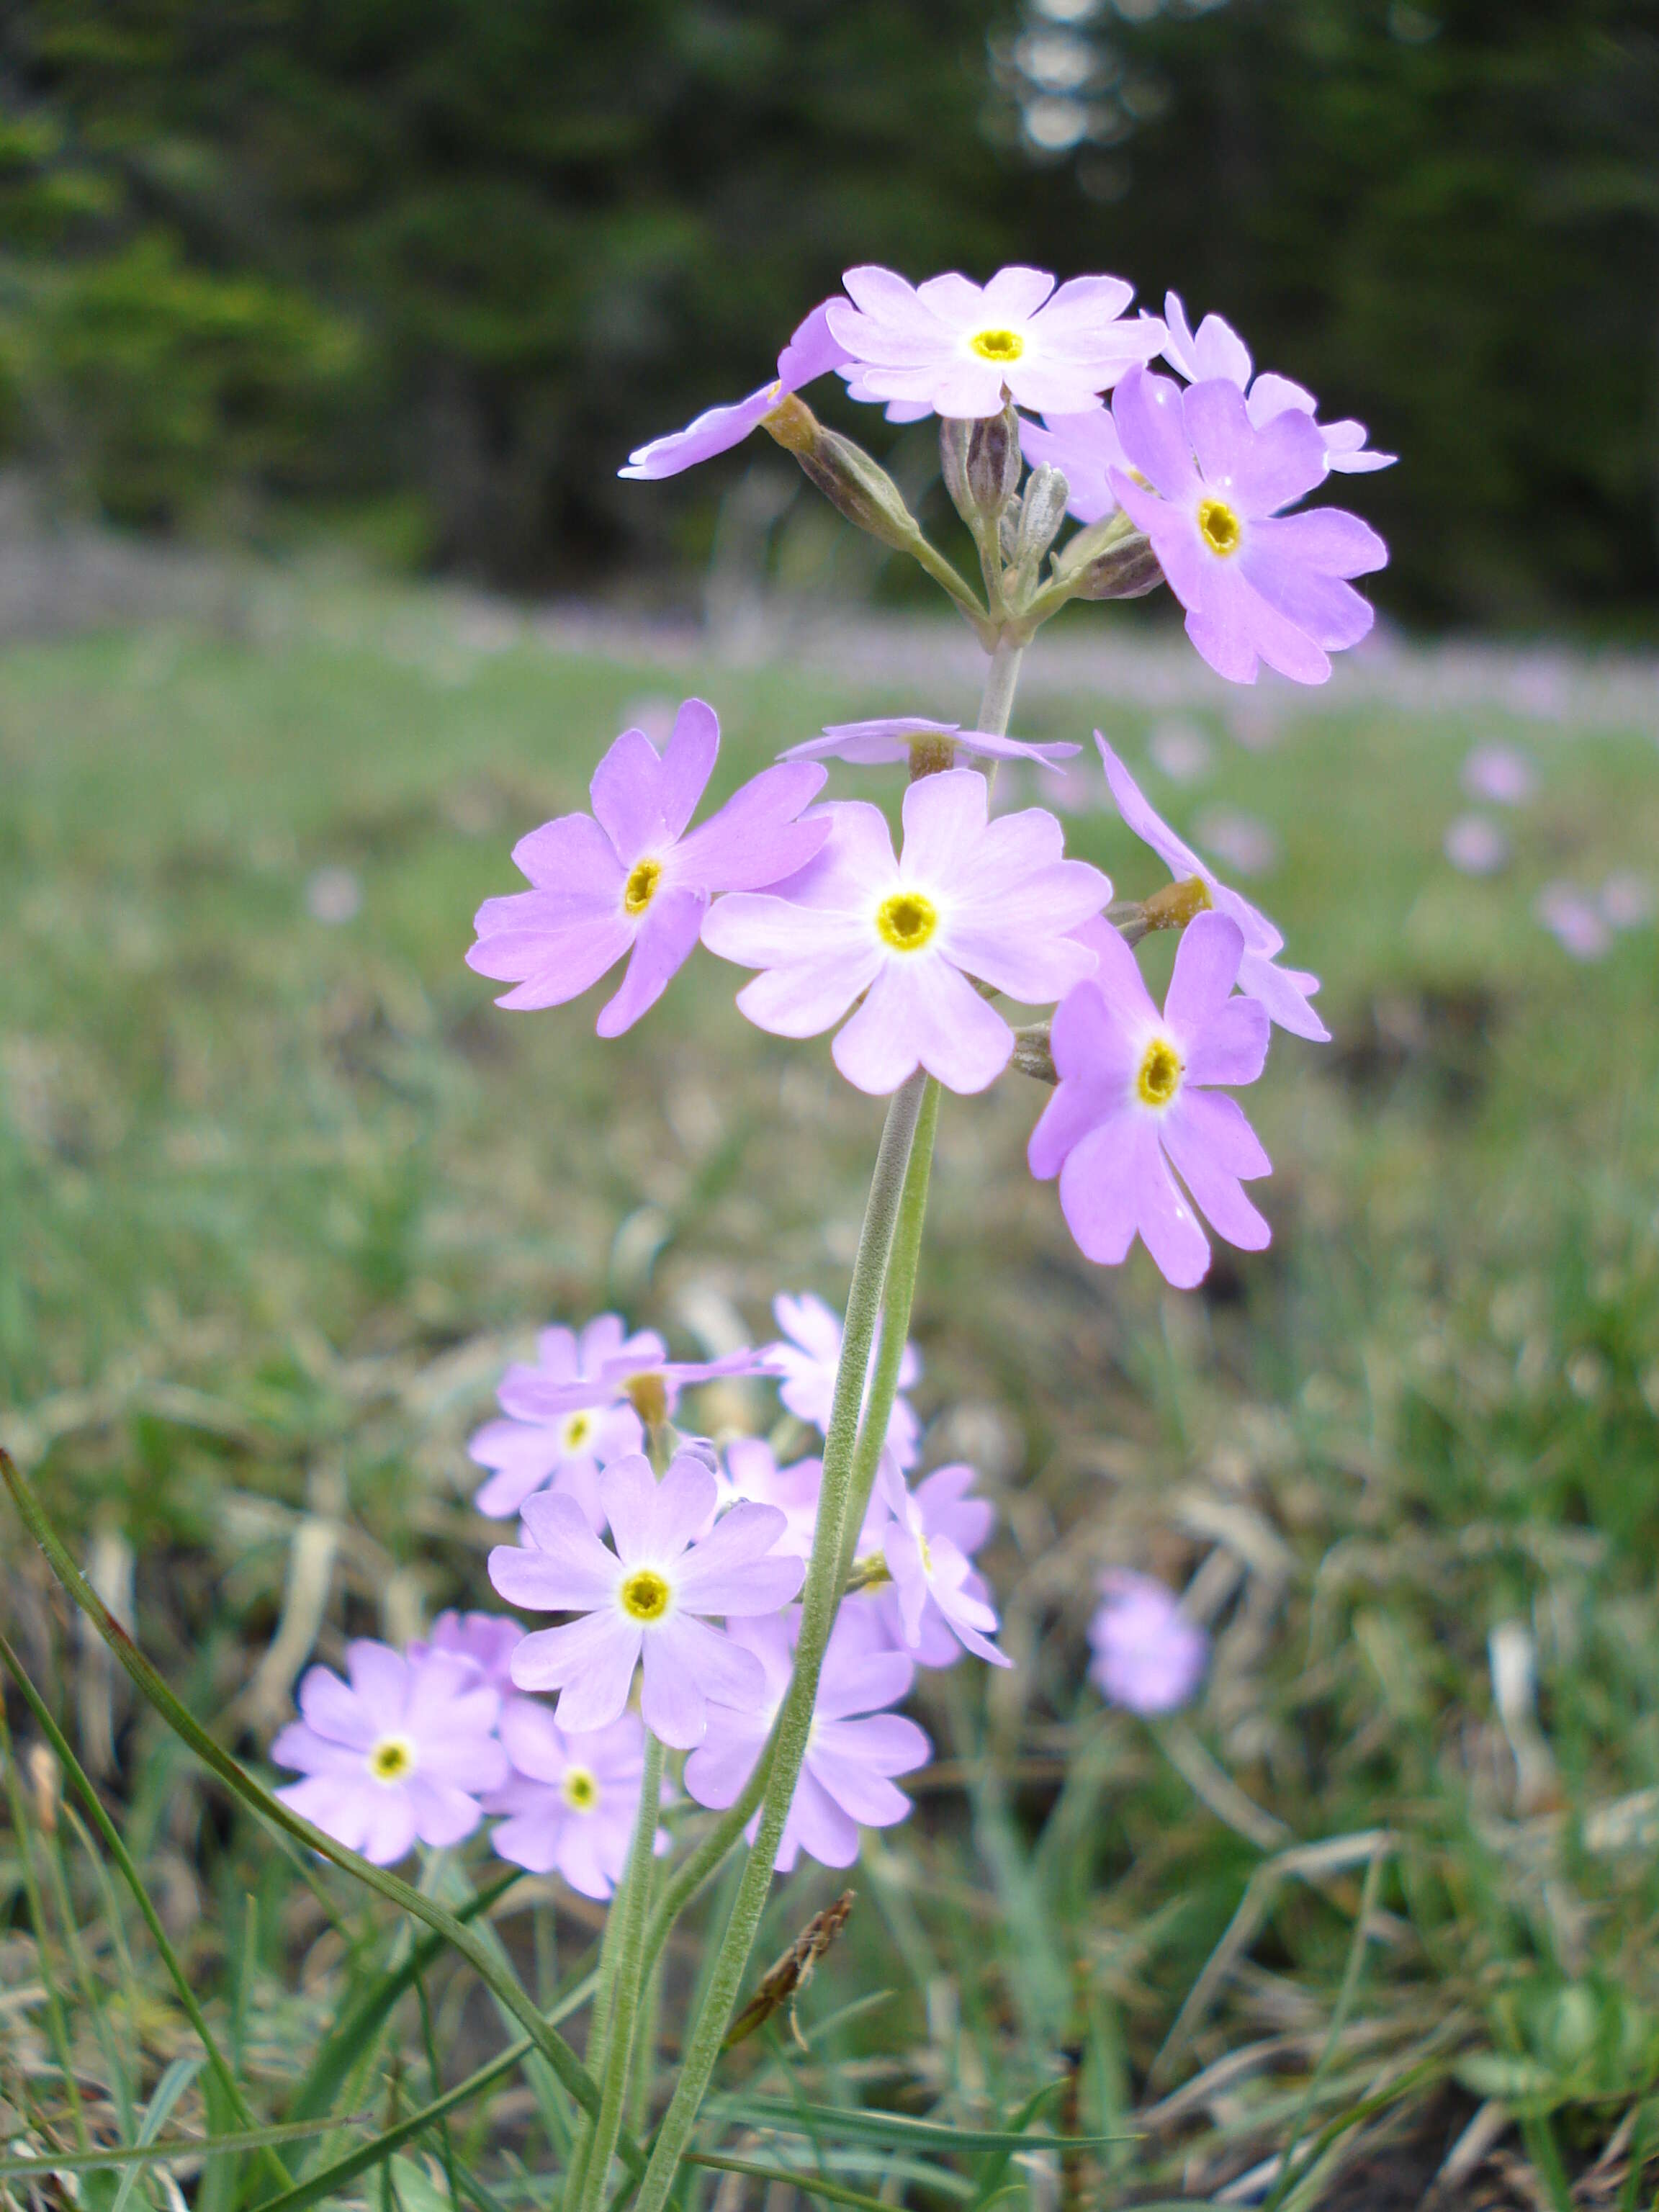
0 0 1654 619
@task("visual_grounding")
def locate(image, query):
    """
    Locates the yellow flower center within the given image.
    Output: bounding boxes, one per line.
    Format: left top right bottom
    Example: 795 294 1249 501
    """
919 1534 935 1575
368 1735 415 1784
1137 1037 1183 1107
876 890 939 953
970 328 1024 363
624 858 662 916
620 1568 671 1622
561 1411 594 1452
1197 497 1241 557
562 1766 599 1812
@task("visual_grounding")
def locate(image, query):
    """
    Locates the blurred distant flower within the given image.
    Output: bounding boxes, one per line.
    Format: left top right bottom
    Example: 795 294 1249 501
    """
1019 404 1134 524
1461 745 1534 807
1088 1570 1208 1713
1161 294 1395 475
702 768 1109 1096
860 1460 999 1668
1601 871 1653 930
411 1609 524 1695
469 1316 650 1522
272 1641 508 1866
489 1704 665 1897
619 303 848 480
1193 809 1279 879
1534 883 1611 961
827 265 1164 422
305 866 362 925
1030 909 1272 1290
712 1436 825 1558
1096 735 1326 1038
876 1455 1010 1666
684 1608 930 1871
1444 814 1510 876
780 716 1078 775
1109 367 1388 687
763 1291 920 1468
1146 720 1215 785
488 1453 803 1748
467 698 830 1036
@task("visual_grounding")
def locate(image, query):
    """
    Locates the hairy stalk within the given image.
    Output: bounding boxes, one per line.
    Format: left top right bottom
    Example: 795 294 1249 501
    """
639 1731 776 1974
631 1071 928 2212
0 1449 637 2172
575 1732 666 2212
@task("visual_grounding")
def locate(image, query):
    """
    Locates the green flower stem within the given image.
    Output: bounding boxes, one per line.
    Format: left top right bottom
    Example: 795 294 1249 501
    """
575 1730 666 2212
0 1449 637 2175
639 1736 777 1977
0 1694 90 2149
975 629 1025 745
834 1074 940 1596
630 1069 929 2212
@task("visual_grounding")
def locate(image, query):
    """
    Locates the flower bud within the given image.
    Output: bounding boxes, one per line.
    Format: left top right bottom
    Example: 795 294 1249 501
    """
1011 1022 1058 1085
940 402 1022 529
769 406 927 555
1015 466 1069 571
1141 876 1213 933
1071 531 1164 601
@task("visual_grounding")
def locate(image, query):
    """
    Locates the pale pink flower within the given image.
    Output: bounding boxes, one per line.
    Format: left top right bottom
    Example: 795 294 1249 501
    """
1089 1570 1208 1714
469 1316 652 1522
488 1704 670 1899
876 1455 1010 1668
763 1291 921 1469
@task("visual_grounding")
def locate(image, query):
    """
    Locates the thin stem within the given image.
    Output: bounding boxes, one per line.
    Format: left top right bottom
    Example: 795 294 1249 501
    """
975 628 1025 739
0 1696 89 2149
639 1732 777 1976
631 1073 928 2212
575 1730 666 2212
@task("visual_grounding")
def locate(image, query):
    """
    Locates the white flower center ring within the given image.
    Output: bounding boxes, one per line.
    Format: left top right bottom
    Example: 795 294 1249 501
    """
368 1735 415 1784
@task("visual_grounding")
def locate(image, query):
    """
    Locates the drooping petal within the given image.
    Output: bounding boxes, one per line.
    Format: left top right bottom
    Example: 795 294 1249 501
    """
1161 1099 1272 1252
1054 1110 1143 1264
595 886 706 1038
1132 1122 1213 1288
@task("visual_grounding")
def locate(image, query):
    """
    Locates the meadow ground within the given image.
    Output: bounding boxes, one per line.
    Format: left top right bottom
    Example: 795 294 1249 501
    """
2 571 1658 2211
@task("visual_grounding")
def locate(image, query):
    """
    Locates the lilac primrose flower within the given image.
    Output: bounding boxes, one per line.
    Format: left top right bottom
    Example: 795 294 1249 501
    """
619 302 849 480
410 1610 525 1696
467 698 831 1036
858 1460 999 1669
488 1452 804 1749
876 1455 1010 1667
1018 407 1134 526
1161 295 1395 475
1094 734 1327 1041
1030 910 1272 1290
763 1291 921 1469
827 265 1165 422
778 718 1079 776
703 768 1110 1096
683 1609 930 1871
469 1316 653 1522
496 1334 770 1437
488 1703 667 1899
712 1436 825 1560
1109 367 1388 688
1088 1570 1208 1715
271 1641 508 1866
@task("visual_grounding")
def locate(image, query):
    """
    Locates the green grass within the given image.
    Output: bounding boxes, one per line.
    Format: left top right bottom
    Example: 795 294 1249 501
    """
4 577 1659 2209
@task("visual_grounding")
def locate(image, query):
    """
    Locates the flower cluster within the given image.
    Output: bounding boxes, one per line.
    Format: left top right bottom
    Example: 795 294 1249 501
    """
624 262 1391 693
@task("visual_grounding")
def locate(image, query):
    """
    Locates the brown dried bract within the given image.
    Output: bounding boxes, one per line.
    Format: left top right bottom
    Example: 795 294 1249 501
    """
722 1889 855 2051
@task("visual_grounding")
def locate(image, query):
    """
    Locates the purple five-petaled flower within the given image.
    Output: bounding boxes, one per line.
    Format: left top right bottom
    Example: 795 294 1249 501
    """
1094 734 1327 1041
1088 1570 1209 1715
876 1455 1010 1667
487 1452 804 1749
702 769 1110 1097
467 698 830 1036
619 303 849 480
763 1290 921 1469
487 1703 669 1898
683 1607 931 1871
828 265 1164 422
469 1315 655 1523
1108 367 1388 688
1030 909 1272 1290
271 1640 508 1867
1161 295 1395 476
